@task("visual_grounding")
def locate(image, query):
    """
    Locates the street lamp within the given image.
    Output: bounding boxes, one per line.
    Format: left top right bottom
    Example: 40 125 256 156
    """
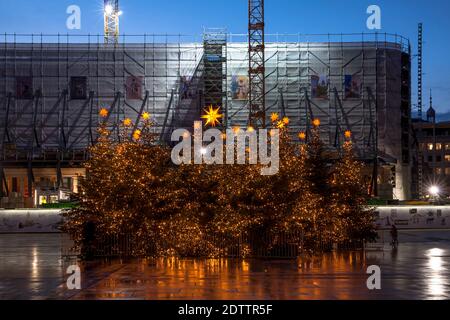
104 4 113 15
429 185 440 197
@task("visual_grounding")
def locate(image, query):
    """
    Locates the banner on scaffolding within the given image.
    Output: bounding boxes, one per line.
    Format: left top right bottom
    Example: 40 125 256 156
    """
344 74 362 99
311 74 328 99
231 75 249 100
126 75 143 100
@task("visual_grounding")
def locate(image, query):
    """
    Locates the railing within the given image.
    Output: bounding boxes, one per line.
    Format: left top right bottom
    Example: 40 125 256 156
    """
64 230 368 260
0 32 410 54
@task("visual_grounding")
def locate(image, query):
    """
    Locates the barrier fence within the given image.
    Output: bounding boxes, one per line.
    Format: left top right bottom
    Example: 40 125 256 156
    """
61 230 372 260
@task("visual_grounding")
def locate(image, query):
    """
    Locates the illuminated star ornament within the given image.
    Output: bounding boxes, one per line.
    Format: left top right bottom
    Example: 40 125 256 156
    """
142 112 150 121
201 105 223 127
133 129 141 140
298 132 306 140
271 112 279 123
99 108 109 118
313 119 321 127
344 130 352 139
123 118 132 127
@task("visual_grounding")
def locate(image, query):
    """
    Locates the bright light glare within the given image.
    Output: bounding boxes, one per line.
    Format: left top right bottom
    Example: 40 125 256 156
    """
104 4 113 15
427 248 444 257
429 186 440 196
200 148 207 155
118 10 123 16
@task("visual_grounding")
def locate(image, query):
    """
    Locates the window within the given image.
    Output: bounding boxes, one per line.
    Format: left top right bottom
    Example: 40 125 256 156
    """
446 168 450 175
63 177 73 190
16 76 33 99
436 143 442 151
428 156 433 162
428 143 434 151
436 168 443 175
445 144 450 150
70 77 87 100
445 155 450 162
436 155 442 162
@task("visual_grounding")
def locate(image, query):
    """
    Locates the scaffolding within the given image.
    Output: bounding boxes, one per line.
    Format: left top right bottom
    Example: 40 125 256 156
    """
248 0 266 128
104 0 120 45
0 32 412 203
203 28 227 127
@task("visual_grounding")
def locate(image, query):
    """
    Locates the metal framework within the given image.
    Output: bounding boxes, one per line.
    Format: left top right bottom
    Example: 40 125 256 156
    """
417 23 423 120
417 23 424 198
203 28 227 127
248 0 266 128
104 0 120 45
0 32 412 203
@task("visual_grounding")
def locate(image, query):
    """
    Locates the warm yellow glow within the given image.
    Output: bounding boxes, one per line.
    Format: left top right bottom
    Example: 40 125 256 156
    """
99 108 109 118
233 126 241 133
142 112 150 120
271 112 279 123
247 126 255 132
313 119 321 127
133 129 141 140
123 118 132 127
298 132 306 140
344 130 352 139
276 121 285 129
282 117 289 125
201 105 223 127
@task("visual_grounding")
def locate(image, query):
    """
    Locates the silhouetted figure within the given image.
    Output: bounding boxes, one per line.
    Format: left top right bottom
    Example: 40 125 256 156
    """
390 225 398 249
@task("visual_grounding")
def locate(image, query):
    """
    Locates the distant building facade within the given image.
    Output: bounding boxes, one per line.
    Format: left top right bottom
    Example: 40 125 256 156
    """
413 105 450 198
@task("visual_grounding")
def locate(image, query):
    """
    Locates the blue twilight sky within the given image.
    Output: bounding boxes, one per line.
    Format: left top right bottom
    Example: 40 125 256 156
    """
0 0 449 113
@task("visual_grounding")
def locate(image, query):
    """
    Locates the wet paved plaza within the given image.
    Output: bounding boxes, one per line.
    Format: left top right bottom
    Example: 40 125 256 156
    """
1 230 450 300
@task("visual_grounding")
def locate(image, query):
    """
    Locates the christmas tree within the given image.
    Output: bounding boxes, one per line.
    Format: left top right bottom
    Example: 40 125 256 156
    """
63 111 376 258
329 138 377 244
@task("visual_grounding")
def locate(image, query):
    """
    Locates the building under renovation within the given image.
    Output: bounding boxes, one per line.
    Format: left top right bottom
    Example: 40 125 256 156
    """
0 32 412 207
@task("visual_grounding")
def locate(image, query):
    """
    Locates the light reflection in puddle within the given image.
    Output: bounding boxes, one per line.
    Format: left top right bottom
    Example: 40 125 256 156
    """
426 248 446 299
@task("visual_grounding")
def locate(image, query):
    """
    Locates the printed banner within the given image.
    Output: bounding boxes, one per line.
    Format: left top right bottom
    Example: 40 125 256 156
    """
344 74 361 99
126 75 143 100
70 76 87 100
311 74 328 99
231 75 249 100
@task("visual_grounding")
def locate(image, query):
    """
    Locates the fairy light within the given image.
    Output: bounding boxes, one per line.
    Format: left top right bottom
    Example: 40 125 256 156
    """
63 112 376 258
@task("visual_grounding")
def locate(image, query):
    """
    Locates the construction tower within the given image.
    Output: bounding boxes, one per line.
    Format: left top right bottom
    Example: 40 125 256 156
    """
248 0 266 128
104 0 121 44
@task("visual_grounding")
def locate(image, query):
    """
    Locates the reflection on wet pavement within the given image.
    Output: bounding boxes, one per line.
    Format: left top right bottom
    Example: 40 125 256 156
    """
1 231 450 300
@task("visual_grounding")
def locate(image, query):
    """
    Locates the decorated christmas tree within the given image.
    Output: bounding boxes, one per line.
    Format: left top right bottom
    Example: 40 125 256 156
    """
63 109 376 258
329 137 377 244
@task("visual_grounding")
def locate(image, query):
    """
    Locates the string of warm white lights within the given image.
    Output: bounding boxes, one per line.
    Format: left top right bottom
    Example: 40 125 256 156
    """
62 106 377 258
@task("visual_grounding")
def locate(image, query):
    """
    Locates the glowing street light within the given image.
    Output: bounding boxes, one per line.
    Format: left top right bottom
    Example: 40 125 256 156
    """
104 4 113 15
429 185 440 196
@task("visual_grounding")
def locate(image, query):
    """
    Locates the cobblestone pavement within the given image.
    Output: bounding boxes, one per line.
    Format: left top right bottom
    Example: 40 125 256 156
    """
1 230 449 300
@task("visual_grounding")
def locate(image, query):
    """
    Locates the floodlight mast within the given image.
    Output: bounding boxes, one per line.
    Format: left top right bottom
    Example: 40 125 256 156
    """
104 0 120 45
